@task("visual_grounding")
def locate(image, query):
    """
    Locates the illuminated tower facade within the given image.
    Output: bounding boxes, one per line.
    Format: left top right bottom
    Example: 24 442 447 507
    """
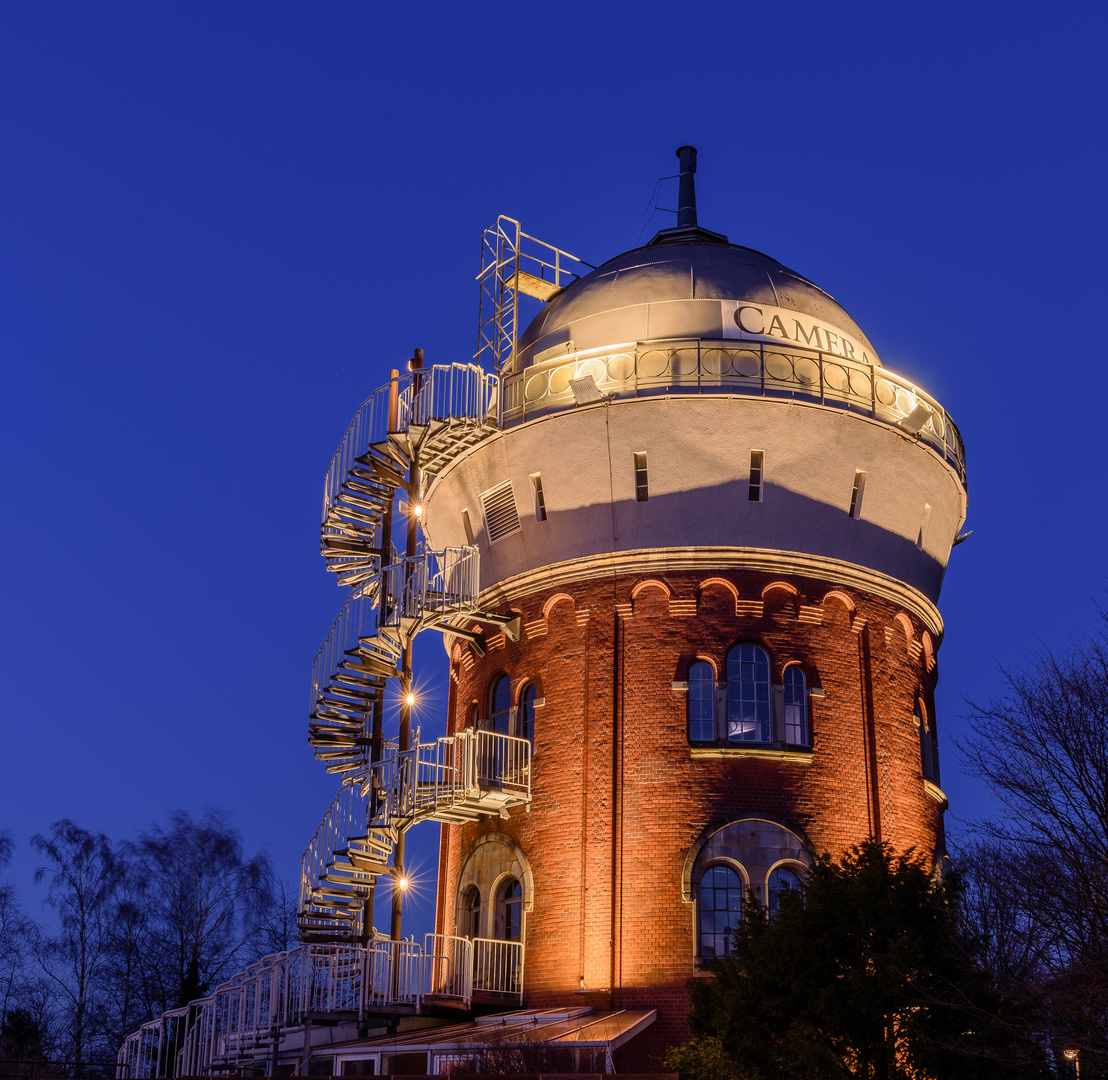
424 147 966 1066
116 148 968 1078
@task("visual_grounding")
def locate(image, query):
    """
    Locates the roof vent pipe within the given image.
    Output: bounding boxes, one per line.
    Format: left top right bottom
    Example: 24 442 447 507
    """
676 145 698 228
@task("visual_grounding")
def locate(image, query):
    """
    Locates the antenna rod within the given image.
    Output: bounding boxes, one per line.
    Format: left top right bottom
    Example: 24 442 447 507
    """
676 145 698 228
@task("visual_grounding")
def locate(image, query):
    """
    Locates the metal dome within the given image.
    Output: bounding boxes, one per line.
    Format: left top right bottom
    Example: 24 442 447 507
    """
515 239 882 370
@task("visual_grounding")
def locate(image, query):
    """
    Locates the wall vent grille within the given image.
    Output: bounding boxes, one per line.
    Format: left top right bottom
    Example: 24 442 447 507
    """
481 480 521 545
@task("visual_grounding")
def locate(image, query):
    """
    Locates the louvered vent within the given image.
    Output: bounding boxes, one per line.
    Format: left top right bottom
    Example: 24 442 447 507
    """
480 480 521 545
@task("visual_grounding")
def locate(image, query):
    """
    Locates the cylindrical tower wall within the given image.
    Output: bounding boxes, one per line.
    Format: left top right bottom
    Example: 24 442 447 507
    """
435 566 944 1067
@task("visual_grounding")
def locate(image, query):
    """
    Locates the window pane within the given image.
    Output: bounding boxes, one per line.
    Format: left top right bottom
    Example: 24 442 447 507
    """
784 666 808 745
520 684 536 745
489 675 510 735
698 866 742 958
688 662 715 741
768 866 802 916
727 645 772 743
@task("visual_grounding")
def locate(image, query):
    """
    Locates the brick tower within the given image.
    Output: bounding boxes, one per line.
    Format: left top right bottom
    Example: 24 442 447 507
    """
116 148 968 1079
425 146 967 1066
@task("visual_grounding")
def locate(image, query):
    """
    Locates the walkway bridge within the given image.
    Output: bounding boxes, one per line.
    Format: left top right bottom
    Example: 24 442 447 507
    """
116 934 524 1079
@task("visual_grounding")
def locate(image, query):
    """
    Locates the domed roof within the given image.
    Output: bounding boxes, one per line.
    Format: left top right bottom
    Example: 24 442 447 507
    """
515 238 882 370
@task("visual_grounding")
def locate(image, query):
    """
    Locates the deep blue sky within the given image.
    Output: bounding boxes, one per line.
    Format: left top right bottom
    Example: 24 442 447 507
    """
2 3 1106 943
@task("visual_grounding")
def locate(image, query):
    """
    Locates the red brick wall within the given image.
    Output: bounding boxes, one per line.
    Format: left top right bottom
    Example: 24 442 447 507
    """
435 567 944 1070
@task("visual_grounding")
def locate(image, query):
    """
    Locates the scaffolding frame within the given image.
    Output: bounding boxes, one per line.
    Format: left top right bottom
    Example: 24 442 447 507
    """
476 216 591 375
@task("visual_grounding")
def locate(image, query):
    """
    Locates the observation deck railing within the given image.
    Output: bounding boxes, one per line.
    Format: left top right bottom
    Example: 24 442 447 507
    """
502 337 966 485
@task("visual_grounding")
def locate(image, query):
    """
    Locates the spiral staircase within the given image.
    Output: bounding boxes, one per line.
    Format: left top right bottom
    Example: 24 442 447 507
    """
300 360 531 948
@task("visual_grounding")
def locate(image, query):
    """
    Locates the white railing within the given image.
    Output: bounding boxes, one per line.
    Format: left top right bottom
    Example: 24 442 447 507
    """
118 935 527 1078
502 337 967 485
299 775 397 938
391 729 531 823
322 374 411 526
309 578 393 722
424 934 472 1004
473 937 525 1001
379 546 480 628
323 364 499 527
472 730 531 800
409 362 499 429
364 938 423 1010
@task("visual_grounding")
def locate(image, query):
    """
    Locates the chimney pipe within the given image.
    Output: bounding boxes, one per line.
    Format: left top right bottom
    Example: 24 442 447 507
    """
676 146 698 228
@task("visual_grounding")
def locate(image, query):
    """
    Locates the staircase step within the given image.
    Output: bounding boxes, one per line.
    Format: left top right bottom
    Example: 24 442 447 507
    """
354 454 408 486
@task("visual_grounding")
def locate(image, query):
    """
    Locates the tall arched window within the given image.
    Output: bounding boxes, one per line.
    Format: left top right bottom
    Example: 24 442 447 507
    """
768 866 802 916
519 683 536 746
783 666 808 746
489 674 511 735
688 661 715 742
726 644 771 743
460 885 481 938
496 878 523 941
698 865 743 958
917 700 939 783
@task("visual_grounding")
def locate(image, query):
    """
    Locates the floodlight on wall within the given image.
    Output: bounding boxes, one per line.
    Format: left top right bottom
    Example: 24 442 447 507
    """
898 403 933 435
569 375 604 405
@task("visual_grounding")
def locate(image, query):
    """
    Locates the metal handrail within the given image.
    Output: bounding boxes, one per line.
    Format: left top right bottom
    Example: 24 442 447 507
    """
299 772 397 937
472 937 525 1002
309 578 393 724
322 373 413 525
118 933 529 1078
379 546 480 629
423 933 473 1006
500 336 967 486
323 363 500 526
390 729 532 822
364 938 423 1010
410 362 500 429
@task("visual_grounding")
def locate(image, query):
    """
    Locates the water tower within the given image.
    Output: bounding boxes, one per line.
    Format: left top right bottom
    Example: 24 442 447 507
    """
421 145 966 1065
117 147 967 1077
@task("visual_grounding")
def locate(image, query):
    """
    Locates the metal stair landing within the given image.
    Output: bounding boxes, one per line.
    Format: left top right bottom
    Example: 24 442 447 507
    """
298 729 532 944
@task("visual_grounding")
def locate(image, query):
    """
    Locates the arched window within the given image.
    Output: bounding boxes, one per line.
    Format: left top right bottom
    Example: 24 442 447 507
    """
488 674 511 735
460 885 481 939
496 878 523 941
698 865 743 958
688 661 715 742
726 644 771 743
519 683 536 746
783 666 808 745
917 700 939 783
768 866 802 916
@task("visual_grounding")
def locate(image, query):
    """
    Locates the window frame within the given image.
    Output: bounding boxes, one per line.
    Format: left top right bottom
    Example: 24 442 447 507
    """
726 643 772 744
696 862 745 960
488 674 511 735
687 660 717 743
460 884 482 939
519 683 537 746
783 664 810 747
496 876 523 942
766 863 804 917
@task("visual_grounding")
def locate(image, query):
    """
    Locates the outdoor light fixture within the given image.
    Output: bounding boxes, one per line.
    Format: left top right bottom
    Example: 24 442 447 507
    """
898 402 933 435
569 374 604 405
